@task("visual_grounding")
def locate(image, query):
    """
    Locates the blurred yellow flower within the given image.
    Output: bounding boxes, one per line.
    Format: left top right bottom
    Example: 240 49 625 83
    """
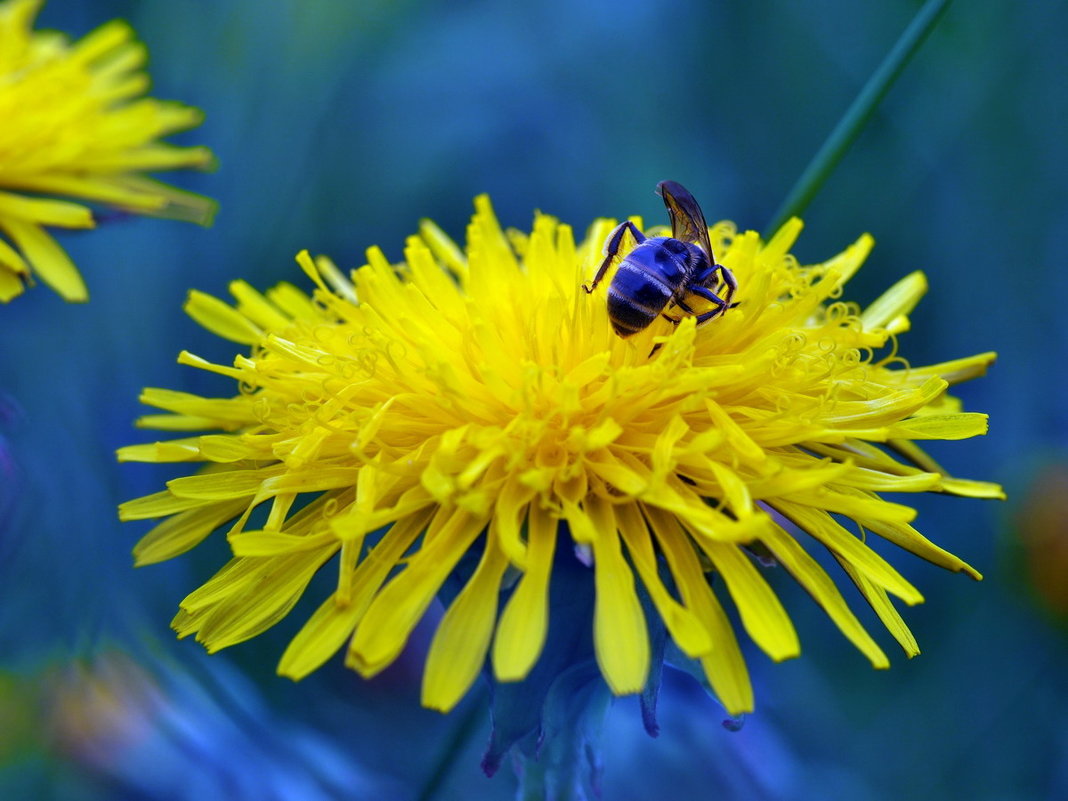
0 0 214 302
119 196 1001 716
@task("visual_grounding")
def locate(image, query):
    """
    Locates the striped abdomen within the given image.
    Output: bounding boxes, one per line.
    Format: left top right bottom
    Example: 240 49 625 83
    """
606 238 690 337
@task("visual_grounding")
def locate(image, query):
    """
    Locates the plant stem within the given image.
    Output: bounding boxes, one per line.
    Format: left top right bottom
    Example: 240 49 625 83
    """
414 694 487 801
764 0 953 237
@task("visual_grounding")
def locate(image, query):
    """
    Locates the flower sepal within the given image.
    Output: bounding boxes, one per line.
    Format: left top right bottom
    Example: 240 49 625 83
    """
501 661 612 801
481 540 599 778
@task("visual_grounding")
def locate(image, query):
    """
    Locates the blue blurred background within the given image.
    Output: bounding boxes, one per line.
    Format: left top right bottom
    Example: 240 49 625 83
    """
1 0 1066 798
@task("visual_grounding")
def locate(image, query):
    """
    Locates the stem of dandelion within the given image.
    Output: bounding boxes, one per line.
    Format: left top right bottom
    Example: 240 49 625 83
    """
763 0 953 237
414 692 488 801
510 665 614 801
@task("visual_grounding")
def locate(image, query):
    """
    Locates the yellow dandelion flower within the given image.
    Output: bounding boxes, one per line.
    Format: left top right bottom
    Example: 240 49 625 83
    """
0 0 214 302
119 191 1001 718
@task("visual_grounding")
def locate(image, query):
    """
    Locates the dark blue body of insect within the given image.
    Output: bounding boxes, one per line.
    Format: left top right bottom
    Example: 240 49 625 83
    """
606 236 709 336
583 181 737 339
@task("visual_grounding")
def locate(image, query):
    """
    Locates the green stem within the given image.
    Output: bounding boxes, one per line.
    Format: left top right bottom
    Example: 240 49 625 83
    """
414 694 487 801
764 0 953 237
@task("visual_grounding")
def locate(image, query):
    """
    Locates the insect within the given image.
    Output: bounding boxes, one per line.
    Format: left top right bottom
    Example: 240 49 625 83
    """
583 180 737 338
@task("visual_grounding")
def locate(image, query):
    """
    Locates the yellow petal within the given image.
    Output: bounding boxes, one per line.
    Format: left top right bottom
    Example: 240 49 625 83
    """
835 555 920 657
72 18 133 62
615 503 711 658
857 517 981 580
586 451 648 496
184 290 264 345
488 476 536 568
0 266 25 302
117 437 202 463
1 175 167 212
707 460 754 518
167 467 278 500
761 217 804 262
493 501 556 681
75 144 213 171
422 533 509 711
823 233 874 290
277 507 433 679
908 352 997 386
936 477 1005 500
419 218 468 280
0 191 94 228
138 388 256 426
697 539 800 662
836 466 941 493
861 271 927 329
190 550 335 651
705 400 765 464
348 508 488 677
0 236 29 277
586 497 649 694
227 530 335 557
887 413 989 440
779 487 917 524
0 219 87 301
645 505 753 714
774 501 924 604
119 490 220 520
133 499 247 565
761 525 888 667
229 280 293 331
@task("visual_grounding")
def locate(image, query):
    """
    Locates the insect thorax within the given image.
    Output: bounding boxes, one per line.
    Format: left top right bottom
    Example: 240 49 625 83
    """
621 237 705 293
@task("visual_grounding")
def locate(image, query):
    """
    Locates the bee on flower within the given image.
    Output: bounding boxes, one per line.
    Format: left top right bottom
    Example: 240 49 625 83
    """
118 189 1000 760
583 181 737 337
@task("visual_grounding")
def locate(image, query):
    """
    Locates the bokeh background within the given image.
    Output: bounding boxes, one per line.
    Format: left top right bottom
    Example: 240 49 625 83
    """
2 0 1066 799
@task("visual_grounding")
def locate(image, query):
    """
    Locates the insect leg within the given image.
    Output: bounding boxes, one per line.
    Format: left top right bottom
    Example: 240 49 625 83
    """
692 264 716 285
661 297 693 324
716 264 738 308
693 307 726 325
674 297 696 313
583 220 646 293
688 284 728 321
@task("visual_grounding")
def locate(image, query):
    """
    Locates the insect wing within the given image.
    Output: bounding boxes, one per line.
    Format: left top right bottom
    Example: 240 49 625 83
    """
656 180 714 260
